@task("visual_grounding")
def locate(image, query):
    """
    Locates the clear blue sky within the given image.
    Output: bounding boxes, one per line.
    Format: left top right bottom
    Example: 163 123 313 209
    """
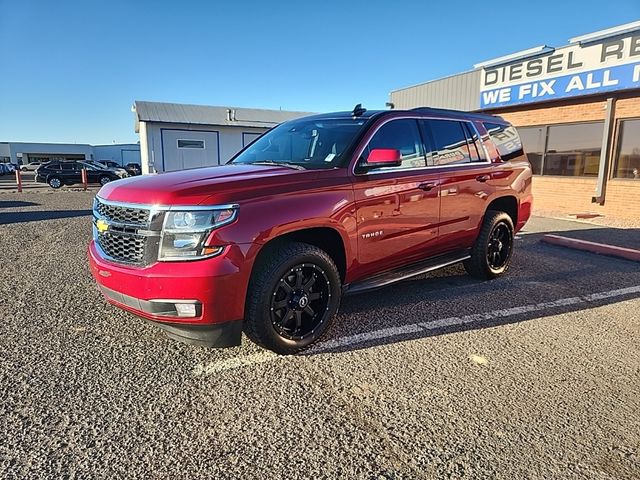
0 0 638 144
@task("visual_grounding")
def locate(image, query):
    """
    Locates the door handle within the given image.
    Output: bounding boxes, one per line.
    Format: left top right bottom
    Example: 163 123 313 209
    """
476 174 491 183
418 182 437 191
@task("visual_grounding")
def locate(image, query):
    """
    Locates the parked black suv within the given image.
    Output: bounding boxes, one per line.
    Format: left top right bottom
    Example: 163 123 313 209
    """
36 161 126 189
125 163 142 176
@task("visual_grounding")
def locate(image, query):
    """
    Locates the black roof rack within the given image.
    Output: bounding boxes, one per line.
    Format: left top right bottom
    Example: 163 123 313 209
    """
410 106 505 122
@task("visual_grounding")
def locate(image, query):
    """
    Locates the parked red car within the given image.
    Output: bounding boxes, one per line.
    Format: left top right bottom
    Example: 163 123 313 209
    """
89 106 532 354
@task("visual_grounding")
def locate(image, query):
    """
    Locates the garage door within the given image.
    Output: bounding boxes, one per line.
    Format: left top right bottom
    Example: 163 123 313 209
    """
122 149 140 166
161 130 219 171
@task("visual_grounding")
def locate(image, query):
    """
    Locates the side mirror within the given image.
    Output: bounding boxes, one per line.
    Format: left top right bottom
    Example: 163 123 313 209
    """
366 148 402 167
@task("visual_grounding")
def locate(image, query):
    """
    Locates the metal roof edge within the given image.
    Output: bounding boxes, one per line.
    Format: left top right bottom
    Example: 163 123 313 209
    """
389 69 479 94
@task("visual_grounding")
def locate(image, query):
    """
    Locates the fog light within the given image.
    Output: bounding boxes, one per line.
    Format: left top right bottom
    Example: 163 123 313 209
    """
175 303 197 317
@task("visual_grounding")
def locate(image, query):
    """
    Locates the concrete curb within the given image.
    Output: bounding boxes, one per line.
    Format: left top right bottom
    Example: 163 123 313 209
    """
541 234 640 262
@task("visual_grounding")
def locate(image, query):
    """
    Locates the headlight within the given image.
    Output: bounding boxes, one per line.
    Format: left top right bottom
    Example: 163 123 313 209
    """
158 207 237 261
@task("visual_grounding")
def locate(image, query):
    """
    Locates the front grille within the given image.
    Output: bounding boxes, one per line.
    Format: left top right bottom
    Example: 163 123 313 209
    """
94 198 160 265
98 231 147 264
96 201 150 225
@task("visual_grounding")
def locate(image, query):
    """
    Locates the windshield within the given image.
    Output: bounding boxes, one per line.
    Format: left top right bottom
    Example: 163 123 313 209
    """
231 117 366 169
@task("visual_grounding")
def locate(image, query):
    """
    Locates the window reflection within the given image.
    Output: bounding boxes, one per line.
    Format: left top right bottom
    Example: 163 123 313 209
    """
544 122 603 177
426 120 473 166
614 119 640 179
364 119 426 169
485 123 523 162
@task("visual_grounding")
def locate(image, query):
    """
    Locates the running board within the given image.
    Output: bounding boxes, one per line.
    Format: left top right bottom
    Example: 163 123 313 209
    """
344 251 470 296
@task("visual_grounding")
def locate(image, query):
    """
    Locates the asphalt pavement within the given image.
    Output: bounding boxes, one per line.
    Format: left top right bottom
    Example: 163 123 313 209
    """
1 191 639 479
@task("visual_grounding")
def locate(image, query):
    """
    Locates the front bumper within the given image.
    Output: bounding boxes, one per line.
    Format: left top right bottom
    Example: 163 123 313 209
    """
89 240 255 346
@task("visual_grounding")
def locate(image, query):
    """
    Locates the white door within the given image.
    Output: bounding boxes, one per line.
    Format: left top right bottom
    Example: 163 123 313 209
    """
161 130 219 171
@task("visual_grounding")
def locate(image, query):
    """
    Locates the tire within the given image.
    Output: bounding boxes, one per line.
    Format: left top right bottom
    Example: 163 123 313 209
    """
99 176 111 186
20 167 27 172
244 241 342 355
464 210 514 280
48 176 62 189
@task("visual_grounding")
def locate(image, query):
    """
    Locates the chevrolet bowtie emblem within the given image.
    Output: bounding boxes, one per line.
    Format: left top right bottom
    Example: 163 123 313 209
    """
95 219 109 233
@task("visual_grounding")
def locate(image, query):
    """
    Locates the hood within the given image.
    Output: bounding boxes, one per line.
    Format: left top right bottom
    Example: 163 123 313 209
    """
97 164 318 206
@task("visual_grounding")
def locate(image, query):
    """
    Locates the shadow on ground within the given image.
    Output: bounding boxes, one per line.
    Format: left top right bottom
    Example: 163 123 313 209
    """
0 209 93 225
0 200 40 209
306 225 640 354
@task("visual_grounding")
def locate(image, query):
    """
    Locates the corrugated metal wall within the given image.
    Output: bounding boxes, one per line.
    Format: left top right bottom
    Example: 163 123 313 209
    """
390 70 481 111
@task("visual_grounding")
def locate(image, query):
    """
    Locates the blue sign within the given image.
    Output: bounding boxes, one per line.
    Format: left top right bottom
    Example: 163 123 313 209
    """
480 61 640 108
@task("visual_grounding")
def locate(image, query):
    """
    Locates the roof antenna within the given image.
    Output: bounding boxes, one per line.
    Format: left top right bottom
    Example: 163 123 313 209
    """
351 103 366 118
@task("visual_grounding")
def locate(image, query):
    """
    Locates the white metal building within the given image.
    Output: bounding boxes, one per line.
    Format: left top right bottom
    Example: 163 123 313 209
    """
0 142 140 167
132 101 313 174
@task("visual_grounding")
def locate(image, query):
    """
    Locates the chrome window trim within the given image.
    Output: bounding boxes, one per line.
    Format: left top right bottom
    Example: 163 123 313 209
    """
352 115 492 177
469 121 493 162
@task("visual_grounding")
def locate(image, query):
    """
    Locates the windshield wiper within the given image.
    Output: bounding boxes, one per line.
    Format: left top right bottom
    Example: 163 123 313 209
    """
250 161 306 170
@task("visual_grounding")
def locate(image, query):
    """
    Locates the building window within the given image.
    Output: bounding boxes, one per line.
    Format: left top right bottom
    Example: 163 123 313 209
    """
177 139 205 149
517 126 545 175
544 122 603 177
613 119 640 179
516 122 604 177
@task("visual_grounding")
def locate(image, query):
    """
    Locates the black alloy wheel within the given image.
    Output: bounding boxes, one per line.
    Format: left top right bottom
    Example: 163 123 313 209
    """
487 222 512 270
464 210 514 280
270 263 331 341
244 242 342 354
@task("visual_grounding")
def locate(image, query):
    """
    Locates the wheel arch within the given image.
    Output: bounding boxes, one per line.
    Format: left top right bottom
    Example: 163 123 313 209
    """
486 195 518 227
251 226 348 284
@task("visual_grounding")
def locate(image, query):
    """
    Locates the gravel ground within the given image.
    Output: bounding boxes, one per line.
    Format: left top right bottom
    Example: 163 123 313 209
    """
1 191 639 479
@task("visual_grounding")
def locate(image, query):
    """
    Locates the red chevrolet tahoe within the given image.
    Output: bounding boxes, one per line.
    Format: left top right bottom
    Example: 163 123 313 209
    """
89 106 532 354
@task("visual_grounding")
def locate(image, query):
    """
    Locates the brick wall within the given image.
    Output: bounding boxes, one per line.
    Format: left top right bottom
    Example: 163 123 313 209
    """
531 176 598 212
490 95 640 220
604 181 640 219
614 97 640 119
498 100 607 127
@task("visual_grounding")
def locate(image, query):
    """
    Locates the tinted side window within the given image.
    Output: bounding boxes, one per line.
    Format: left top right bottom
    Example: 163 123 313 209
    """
61 163 76 171
47 163 62 171
424 120 472 166
462 122 483 162
517 126 545 174
483 122 524 161
363 119 425 170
